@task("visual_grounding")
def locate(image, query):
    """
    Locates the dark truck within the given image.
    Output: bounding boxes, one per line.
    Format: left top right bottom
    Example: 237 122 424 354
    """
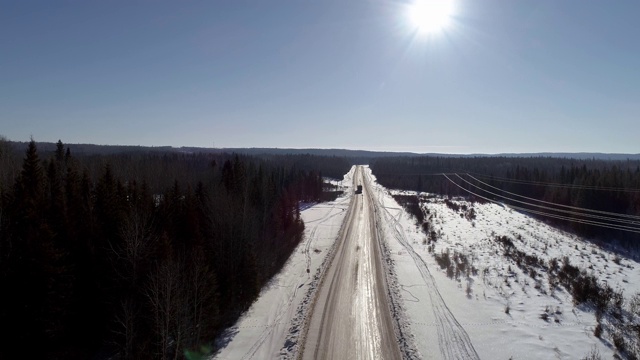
355 185 363 194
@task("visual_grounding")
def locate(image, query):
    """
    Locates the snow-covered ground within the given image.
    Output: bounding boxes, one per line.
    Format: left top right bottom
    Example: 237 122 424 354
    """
373 173 640 359
214 166 639 359
213 167 356 359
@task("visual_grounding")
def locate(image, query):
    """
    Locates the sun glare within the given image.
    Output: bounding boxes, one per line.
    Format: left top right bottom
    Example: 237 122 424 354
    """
408 0 454 34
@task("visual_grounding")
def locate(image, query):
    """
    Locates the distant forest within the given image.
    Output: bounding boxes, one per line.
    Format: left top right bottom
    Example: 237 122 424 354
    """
10 140 640 161
0 137 351 359
371 156 640 247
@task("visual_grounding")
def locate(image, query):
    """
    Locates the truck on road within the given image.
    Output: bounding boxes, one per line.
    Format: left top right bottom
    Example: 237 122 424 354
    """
355 185 363 194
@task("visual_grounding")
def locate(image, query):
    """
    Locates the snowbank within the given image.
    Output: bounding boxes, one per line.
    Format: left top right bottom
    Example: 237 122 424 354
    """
213 166 356 359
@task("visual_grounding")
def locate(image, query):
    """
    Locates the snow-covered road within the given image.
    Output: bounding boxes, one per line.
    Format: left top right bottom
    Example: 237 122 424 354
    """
214 165 638 359
213 169 354 360
302 166 401 360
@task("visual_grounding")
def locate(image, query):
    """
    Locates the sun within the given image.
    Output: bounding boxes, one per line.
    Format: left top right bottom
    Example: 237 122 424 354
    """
408 0 454 34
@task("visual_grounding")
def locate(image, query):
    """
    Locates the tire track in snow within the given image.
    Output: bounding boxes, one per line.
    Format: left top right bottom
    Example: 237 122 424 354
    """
363 172 419 360
301 166 402 359
292 182 358 359
236 199 347 360
241 279 301 360
364 170 480 360
303 201 347 274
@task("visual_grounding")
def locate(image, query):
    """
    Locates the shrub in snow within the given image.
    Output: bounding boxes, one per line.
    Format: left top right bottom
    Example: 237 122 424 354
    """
435 249 452 270
547 273 558 292
428 229 438 243
629 341 640 360
392 194 424 225
613 255 622 265
555 306 562 315
581 346 602 360
446 265 455 279
594 323 602 338
444 199 461 212
612 331 626 352
612 290 624 320
629 293 640 317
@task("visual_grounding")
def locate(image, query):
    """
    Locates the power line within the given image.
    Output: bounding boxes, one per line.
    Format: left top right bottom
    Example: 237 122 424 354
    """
453 173 640 228
445 174 640 233
468 172 640 193
459 174 640 223
442 174 640 234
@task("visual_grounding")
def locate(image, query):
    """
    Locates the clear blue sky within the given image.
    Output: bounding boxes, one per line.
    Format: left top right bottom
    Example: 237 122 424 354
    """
1 0 639 153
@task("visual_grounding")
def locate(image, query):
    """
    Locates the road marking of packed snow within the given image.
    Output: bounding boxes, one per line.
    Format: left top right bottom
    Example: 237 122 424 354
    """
301 166 403 360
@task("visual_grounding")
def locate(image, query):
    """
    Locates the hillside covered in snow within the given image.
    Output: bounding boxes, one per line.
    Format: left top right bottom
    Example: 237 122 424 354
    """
384 185 640 359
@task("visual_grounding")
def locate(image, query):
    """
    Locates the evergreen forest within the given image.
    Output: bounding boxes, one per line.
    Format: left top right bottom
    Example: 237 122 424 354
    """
0 138 351 359
371 156 640 247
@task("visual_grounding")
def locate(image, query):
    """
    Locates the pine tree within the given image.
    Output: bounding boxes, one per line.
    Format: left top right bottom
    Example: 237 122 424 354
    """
4 139 74 355
55 140 65 162
64 147 72 164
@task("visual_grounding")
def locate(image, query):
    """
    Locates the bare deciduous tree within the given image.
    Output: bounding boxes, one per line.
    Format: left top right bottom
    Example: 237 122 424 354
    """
114 296 139 360
147 258 184 360
113 207 156 284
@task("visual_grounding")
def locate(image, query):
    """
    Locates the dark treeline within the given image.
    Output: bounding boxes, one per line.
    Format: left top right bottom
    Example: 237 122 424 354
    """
2 141 352 193
0 138 351 359
254 154 356 180
371 156 640 244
